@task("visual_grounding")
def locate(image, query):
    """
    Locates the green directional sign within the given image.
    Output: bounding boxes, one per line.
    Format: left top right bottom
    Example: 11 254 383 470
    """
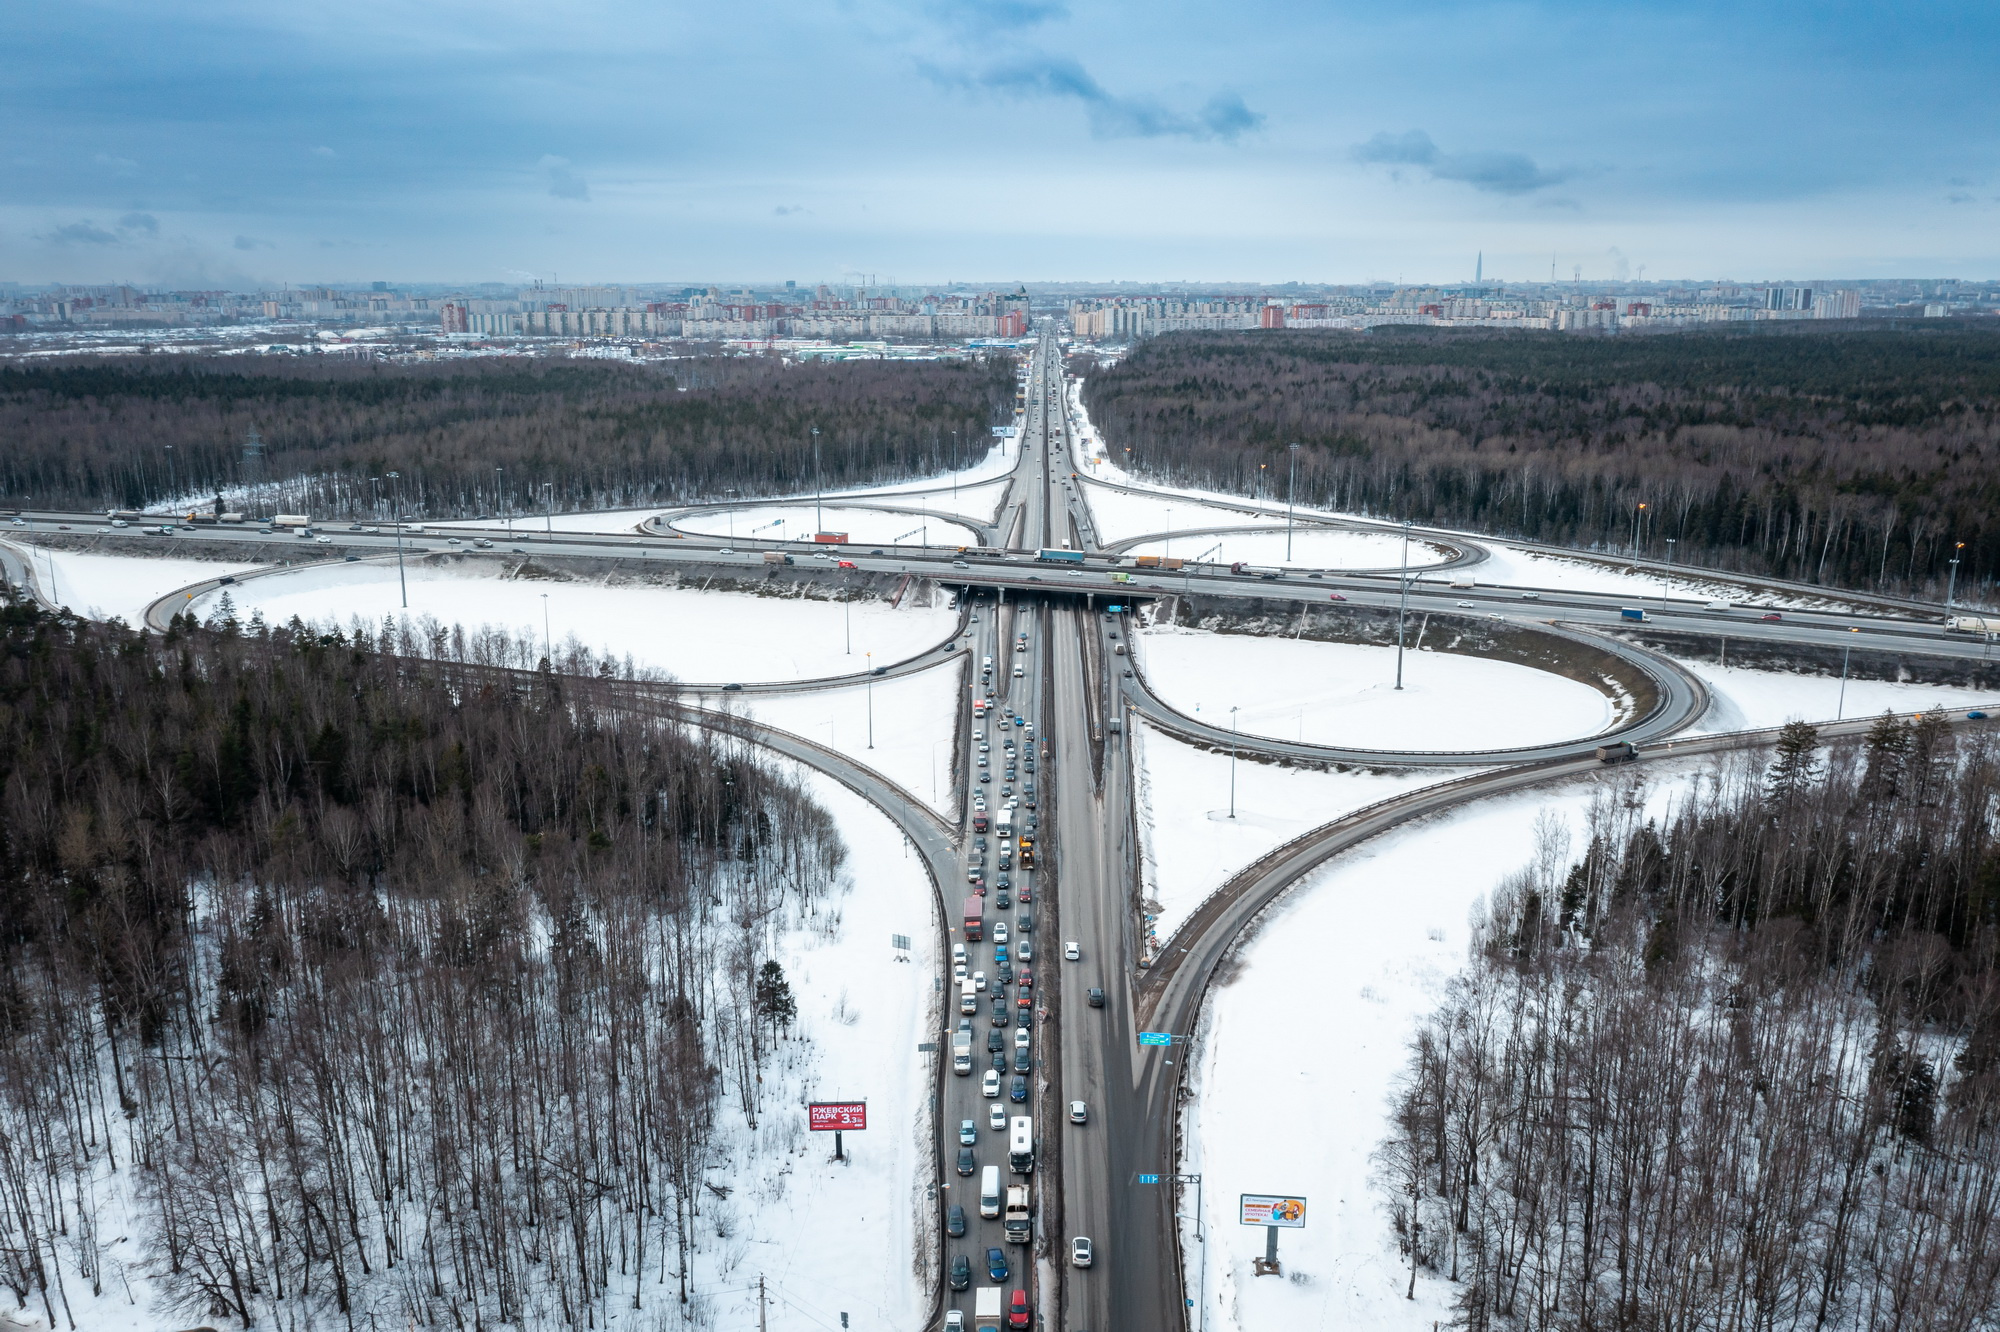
1138 1032 1172 1046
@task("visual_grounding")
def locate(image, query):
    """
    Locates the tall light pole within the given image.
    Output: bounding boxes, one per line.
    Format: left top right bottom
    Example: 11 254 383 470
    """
543 481 555 541
1663 537 1676 601
1631 502 1648 557
1285 443 1301 562
1947 541 1964 606
163 444 176 507
866 651 875 748
386 470 408 609
1227 706 1239 818
812 425 824 535
1837 627 1858 719
1394 520 1412 690
541 592 551 662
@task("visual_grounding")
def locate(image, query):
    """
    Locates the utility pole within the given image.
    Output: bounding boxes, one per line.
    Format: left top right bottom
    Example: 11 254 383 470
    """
1228 706 1239 818
758 1275 768 1332
544 481 555 542
387 470 408 609
1285 442 1301 562
1394 520 1412 690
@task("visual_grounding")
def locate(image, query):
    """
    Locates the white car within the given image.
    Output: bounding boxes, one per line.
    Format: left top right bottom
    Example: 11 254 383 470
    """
1456 600 1476 608
1063 941 1081 961
973 971 987 991
953 943 967 967
993 923 1009 945
1015 1028 1032 1050
946 1311 965 1331
1069 1100 1088 1124
1017 942 1032 962
989 1103 1006 1129
982 1070 1001 1098
1071 1236 1093 1268
1012 666 1024 677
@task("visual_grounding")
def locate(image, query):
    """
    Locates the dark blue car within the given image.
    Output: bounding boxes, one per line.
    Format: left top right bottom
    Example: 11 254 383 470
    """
987 1247 1009 1282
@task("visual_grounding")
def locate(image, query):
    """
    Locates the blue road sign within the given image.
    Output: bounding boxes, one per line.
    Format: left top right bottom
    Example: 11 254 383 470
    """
1137 1174 1161 1184
1138 1032 1173 1047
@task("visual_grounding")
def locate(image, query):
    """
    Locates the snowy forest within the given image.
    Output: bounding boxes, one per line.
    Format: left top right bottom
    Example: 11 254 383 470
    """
1079 327 2000 600
1381 720 2000 1330
0 353 1016 519
0 594 846 1329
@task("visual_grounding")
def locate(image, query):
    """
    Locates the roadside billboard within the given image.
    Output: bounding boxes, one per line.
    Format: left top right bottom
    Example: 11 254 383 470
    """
1239 1194 1307 1228
807 1101 867 1131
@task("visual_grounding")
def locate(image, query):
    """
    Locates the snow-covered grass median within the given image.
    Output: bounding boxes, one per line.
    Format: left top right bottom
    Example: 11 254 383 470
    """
1137 624 1619 751
674 504 979 547
189 560 956 683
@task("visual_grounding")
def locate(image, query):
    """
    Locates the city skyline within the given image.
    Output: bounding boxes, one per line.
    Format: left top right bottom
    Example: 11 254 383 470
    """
5 0 1999 286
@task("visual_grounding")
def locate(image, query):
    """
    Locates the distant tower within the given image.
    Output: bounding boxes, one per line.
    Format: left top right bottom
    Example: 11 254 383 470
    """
241 426 264 485
1475 252 1483 284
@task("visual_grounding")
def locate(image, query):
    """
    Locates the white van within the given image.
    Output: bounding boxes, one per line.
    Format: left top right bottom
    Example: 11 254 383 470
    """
979 1166 1002 1218
960 980 978 1015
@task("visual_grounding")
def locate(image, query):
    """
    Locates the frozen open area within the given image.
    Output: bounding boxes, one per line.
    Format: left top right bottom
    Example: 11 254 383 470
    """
1179 759 1719 1332
1123 526 1440 571
720 658 967 818
11 543 264 625
188 560 956 683
1138 624 1619 751
1677 657 1999 733
1456 542 1872 611
1131 721 1467 945
673 504 980 547
1078 482 1277 545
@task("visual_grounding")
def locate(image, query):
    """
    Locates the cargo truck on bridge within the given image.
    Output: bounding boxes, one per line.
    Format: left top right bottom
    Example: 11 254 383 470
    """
1946 615 2000 633
1036 548 1084 563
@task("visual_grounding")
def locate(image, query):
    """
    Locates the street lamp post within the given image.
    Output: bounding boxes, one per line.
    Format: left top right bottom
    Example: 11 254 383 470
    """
386 470 408 609
812 425 823 535
1285 443 1301 563
1395 520 1413 690
544 482 555 542
1663 537 1676 600
1228 706 1239 818
541 592 551 662
866 652 875 748
1837 627 1858 719
1947 541 1964 607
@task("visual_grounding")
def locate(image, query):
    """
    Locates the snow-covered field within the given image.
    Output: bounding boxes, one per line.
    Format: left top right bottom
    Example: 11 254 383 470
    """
1123 527 1441 571
187 560 956 683
721 658 967 818
674 504 979 547
1678 657 2000 733
1130 721 1468 945
1079 483 1277 545
680 760 937 1331
1179 758 1721 1332
12 544 263 625
1138 624 1619 752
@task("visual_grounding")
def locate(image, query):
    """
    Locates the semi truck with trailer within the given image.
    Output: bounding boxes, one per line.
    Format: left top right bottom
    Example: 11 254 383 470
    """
1946 616 2000 633
1132 554 1183 570
1036 548 1084 563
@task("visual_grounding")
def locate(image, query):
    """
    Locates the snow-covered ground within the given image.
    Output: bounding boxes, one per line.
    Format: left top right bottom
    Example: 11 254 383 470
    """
42 755 940 1332
1179 758 1721 1332
186 560 956 683
680 759 936 1331
10 543 263 625
1079 482 1277 545
674 504 980 547
1123 527 1442 571
1138 624 1619 752
720 658 967 819
1677 657 2000 733
1131 721 1469 946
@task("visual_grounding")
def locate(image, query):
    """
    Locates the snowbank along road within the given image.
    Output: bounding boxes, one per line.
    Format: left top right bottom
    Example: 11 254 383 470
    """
5 322 1997 1332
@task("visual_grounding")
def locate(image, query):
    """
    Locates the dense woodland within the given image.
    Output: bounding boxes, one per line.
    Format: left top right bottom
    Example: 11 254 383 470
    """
0 354 1015 520
1080 328 2000 600
0 597 845 1329
1382 720 2000 1330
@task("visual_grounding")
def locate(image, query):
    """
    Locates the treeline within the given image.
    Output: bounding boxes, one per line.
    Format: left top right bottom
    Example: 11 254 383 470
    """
0 353 1014 519
1381 718 2000 1330
0 597 846 1328
1079 327 2000 600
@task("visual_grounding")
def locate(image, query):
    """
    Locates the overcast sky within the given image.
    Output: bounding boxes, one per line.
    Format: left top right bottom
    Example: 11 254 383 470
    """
5 0 1997 286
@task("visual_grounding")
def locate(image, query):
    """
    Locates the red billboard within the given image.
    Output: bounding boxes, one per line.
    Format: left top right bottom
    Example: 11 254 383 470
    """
808 1101 867 1131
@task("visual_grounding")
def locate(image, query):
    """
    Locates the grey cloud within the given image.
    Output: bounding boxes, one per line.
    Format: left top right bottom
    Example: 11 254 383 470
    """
312 145 337 157
1947 192 1974 204
119 211 159 234
933 0 1066 31
1354 129 1573 195
41 219 122 245
540 155 590 201
234 234 275 250
773 204 809 216
943 55 1262 141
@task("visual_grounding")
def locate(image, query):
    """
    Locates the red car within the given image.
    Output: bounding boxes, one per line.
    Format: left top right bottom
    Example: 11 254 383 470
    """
1008 1289 1030 1328
1328 592 1346 601
1760 612 1782 622
837 559 857 569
